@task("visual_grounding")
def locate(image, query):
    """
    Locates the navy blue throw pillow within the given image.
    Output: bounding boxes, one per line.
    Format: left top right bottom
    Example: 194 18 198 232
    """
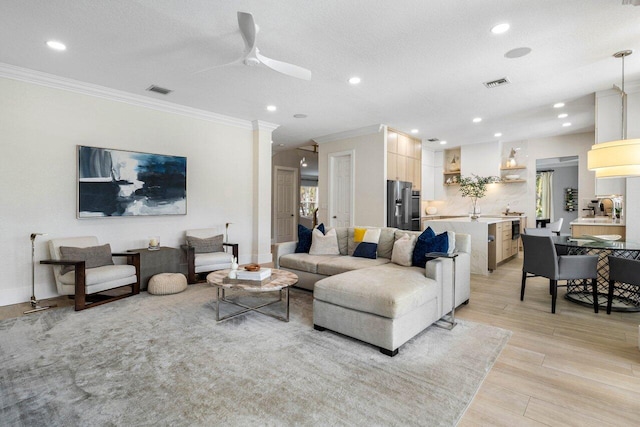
353 242 378 259
412 227 442 268
295 223 325 253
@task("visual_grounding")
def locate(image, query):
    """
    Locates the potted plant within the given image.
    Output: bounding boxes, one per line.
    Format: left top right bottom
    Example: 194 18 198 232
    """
459 174 498 220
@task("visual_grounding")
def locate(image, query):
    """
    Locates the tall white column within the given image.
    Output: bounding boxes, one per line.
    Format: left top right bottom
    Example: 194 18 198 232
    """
252 120 279 263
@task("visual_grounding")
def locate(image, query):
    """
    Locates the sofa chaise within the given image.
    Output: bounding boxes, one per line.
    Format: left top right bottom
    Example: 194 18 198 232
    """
274 227 471 356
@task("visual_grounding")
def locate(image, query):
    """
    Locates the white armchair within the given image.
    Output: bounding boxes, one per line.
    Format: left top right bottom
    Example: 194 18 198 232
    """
184 228 238 284
41 236 140 311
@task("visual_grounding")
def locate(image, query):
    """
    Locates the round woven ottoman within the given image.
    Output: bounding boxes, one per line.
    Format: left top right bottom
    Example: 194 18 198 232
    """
148 273 188 295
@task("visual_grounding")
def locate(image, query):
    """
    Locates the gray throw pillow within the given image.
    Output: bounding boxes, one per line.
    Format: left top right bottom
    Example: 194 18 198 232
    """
186 234 224 254
59 244 114 275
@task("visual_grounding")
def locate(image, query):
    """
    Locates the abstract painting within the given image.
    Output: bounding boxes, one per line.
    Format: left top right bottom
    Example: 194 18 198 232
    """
77 146 187 217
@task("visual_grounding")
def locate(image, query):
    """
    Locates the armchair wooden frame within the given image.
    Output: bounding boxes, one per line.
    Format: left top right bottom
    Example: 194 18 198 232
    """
41 252 140 311
183 243 238 284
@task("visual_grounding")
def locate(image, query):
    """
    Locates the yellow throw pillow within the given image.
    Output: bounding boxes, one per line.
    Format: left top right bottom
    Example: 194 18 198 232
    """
353 227 367 243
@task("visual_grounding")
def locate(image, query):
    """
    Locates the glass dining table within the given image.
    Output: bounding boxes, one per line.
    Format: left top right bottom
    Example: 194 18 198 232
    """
552 236 640 312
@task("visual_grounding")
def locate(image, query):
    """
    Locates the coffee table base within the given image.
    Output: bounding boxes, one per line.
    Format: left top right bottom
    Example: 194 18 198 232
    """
215 287 290 322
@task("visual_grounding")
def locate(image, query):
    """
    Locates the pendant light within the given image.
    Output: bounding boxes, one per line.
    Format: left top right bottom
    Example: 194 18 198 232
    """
588 50 640 178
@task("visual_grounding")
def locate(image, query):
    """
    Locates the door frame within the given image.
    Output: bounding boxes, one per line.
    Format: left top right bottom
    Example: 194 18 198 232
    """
328 150 355 228
273 166 298 243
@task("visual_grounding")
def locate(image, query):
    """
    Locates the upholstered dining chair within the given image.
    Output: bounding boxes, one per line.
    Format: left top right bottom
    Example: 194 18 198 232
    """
184 228 239 284
523 227 553 236
606 256 640 314
520 234 599 314
41 236 140 311
547 218 564 236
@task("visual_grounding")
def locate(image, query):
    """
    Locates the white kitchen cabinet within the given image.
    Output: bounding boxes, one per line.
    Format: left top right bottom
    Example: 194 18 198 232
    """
421 149 435 200
434 151 444 200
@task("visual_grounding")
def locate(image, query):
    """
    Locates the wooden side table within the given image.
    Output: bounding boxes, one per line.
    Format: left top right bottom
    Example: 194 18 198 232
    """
127 247 184 291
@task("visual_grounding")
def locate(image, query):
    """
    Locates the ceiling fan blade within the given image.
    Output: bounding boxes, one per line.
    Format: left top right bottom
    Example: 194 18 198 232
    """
191 57 243 75
237 12 257 52
256 51 312 81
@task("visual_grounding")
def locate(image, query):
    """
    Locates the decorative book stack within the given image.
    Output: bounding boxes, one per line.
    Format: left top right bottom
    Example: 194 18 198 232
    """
236 268 272 281
222 267 273 285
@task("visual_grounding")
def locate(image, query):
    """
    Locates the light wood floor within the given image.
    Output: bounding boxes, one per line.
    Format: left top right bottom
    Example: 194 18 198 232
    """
457 255 640 426
1 256 638 426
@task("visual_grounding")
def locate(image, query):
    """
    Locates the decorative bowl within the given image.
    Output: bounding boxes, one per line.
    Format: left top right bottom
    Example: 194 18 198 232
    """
505 174 520 180
244 264 261 271
426 207 438 215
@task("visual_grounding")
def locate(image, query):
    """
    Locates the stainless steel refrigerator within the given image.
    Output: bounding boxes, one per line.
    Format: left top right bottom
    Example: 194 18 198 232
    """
387 180 417 230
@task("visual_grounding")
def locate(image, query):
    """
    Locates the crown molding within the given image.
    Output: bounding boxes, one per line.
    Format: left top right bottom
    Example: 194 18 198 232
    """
312 124 384 144
252 120 280 132
0 62 254 130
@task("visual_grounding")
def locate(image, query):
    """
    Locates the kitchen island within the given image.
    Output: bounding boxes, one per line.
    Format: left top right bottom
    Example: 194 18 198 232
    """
424 216 525 275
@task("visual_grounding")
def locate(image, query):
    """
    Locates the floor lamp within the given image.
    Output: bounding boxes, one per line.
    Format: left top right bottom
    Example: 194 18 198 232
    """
24 233 55 314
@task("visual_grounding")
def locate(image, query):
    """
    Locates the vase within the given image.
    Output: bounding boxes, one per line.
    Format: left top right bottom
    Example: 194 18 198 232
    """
470 199 480 221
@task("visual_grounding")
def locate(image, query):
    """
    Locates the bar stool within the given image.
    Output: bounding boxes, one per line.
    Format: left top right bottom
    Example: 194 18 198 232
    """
607 256 640 314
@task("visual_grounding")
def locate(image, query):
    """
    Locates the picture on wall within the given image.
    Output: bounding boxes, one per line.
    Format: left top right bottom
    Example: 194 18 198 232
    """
77 145 187 218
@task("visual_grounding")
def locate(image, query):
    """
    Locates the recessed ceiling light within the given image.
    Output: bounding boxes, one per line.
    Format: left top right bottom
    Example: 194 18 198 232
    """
293 114 307 118
562 122 572 127
491 23 510 34
411 129 419 134
348 76 361 85
266 105 277 112
494 132 502 137
504 47 532 59
46 40 66 51
553 102 565 108
440 140 447 145
473 117 482 123
558 113 568 119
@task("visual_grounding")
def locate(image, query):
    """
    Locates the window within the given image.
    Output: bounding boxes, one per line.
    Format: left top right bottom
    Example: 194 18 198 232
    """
300 186 318 216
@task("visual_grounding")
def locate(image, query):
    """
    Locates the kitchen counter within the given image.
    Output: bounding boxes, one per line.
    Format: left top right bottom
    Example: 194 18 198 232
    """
570 218 626 240
424 216 525 275
570 218 625 226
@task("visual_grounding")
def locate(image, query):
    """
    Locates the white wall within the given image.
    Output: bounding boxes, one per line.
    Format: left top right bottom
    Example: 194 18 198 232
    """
0 76 267 306
317 130 386 227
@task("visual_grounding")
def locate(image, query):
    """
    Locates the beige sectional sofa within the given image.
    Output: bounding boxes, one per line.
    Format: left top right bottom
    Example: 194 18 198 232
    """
274 227 471 356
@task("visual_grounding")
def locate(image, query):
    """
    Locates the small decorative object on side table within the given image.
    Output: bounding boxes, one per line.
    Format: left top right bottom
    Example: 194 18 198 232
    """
425 252 459 330
148 236 160 251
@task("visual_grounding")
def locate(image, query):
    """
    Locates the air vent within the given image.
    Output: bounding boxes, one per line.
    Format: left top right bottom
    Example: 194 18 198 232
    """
483 77 510 88
427 138 439 142
146 85 172 95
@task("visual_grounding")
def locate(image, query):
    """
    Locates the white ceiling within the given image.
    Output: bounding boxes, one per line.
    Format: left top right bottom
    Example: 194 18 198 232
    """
2 0 639 151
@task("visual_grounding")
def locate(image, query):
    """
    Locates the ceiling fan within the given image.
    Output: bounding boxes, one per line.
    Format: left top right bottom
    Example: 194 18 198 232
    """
196 12 311 81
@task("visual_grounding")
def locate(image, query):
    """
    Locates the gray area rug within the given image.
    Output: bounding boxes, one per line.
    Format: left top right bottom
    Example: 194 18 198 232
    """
0 285 511 426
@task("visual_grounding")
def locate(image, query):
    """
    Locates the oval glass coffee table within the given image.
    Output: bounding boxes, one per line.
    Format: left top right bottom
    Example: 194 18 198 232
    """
206 269 298 322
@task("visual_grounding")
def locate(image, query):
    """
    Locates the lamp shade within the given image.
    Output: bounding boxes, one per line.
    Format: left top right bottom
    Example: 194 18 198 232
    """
587 138 640 178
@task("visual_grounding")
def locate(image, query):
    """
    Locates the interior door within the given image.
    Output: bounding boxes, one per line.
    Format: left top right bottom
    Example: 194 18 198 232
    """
275 167 297 243
329 152 353 227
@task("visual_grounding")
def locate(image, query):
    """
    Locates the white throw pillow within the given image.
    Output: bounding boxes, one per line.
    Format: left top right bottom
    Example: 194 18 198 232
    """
391 233 417 266
362 228 381 244
309 228 340 255
447 231 456 254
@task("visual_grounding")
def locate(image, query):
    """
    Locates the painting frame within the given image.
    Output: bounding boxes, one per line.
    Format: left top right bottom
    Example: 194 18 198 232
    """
77 145 187 218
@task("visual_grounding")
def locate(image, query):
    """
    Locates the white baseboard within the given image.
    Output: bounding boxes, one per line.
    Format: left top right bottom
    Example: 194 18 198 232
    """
0 285 59 307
